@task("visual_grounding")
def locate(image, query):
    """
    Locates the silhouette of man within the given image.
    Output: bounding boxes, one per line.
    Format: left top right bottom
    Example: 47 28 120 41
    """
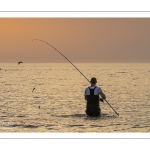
84 77 106 117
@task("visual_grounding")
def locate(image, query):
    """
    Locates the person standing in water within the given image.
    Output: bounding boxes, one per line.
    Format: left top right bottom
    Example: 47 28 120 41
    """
84 77 106 117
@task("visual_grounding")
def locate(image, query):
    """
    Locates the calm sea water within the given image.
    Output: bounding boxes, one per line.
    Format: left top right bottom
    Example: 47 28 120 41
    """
0 63 150 132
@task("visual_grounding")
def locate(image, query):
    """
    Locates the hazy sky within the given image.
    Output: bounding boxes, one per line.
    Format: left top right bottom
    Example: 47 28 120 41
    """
0 18 150 63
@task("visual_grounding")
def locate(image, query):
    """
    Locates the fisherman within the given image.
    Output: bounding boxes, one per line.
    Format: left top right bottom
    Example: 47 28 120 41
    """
84 77 106 117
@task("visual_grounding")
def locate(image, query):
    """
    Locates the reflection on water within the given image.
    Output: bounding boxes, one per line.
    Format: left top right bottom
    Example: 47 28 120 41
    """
0 63 150 132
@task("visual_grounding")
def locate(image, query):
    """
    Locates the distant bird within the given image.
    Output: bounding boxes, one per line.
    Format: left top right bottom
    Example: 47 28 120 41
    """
39 106 40 109
32 88 36 92
0 68 2 70
18 61 23 65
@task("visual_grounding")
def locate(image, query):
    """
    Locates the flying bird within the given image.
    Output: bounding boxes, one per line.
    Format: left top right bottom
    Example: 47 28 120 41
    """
32 88 36 92
18 61 23 65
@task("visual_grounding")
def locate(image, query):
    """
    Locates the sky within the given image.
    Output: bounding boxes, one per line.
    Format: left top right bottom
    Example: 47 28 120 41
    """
0 18 150 63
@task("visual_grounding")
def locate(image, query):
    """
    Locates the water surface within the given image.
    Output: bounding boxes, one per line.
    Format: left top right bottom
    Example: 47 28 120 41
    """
0 63 150 132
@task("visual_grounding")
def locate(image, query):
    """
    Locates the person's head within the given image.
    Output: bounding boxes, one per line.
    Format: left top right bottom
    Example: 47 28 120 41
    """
90 77 97 85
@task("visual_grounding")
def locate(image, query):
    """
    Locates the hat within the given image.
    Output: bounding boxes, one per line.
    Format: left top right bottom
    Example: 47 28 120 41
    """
90 77 97 84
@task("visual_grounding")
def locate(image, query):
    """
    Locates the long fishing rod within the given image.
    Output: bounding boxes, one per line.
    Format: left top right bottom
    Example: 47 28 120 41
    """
104 99 119 116
32 39 90 83
32 39 119 116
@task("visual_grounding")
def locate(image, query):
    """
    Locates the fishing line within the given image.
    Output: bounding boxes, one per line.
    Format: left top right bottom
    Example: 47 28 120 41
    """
32 39 119 116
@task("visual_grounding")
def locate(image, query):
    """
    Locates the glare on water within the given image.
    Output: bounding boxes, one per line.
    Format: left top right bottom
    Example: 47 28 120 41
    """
0 63 150 132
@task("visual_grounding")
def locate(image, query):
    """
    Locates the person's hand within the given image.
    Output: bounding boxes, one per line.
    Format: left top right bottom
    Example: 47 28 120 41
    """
100 98 104 102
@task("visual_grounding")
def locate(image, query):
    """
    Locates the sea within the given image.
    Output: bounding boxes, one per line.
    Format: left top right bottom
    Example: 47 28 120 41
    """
0 63 150 132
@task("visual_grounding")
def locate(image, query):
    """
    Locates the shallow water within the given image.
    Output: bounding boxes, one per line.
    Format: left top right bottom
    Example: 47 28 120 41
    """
0 63 150 132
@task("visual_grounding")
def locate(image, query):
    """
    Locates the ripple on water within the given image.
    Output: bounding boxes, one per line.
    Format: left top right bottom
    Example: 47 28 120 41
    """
45 124 56 127
34 96 40 99
115 72 128 73
53 114 86 118
0 115 7 118
90 125 104 128
5 84 11 86
131 125 150 129
17 115 26 118
47 128 54 130
68 124 84 127
1 63 150 132
23 125 39 128
9 124 39 129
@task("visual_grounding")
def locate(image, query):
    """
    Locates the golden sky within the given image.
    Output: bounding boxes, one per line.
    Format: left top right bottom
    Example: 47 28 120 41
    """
0 18 150 63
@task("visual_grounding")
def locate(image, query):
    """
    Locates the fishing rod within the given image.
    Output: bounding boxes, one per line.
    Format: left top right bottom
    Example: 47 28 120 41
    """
32 39 90 83
104 99 119 116
32 39 119 116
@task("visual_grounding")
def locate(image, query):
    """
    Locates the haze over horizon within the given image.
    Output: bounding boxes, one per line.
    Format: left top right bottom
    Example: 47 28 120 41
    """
0 18 150 63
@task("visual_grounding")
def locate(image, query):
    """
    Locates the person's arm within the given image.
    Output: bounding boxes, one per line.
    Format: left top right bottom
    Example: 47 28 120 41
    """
99 91 106 100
